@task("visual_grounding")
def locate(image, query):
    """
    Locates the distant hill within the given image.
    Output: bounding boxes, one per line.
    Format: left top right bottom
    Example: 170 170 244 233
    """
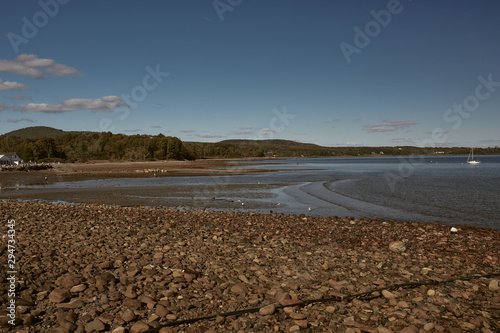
220 139 325 150
3 126 65 139
219 139 332 156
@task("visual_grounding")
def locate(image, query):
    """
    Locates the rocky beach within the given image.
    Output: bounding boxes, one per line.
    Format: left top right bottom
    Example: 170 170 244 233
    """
1 200 499 332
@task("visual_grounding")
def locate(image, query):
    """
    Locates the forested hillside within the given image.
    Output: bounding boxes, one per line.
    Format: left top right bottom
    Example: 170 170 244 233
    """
1 127 498 163
0 131 194 162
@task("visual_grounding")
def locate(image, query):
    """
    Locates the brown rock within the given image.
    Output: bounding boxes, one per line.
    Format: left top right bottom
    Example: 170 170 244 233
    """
289 312 307 320
293 319 308 328
279 298 303 307
99 260 114 269
111 327 126 333
489 279 499 292
84 319 106 332
99 272 116 283
159 328 175 333
259 304 276 316
382 290 395 299
122 309 137 322
325 306 336 313
230 283 246 294
130 321 150 333
70 284 87 293
49 289 71 303
124 298 142 310
155 304 169 317
57 299 85 309
389 241 406 251
57 274 84 289
22 314 36 326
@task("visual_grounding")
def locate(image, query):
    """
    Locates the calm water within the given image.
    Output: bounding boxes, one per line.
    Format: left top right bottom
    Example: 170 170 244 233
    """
228 155 500 230
12 155 500 230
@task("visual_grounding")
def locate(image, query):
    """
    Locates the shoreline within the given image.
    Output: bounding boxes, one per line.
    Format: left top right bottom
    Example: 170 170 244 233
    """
0 159 273 188
0 200 499 332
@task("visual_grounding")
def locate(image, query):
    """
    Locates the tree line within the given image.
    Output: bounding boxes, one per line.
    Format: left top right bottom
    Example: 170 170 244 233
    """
0 131 498 163
0 132 194 163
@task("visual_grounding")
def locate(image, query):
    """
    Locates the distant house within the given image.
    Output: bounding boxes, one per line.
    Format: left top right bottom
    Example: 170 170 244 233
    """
0 152 24 166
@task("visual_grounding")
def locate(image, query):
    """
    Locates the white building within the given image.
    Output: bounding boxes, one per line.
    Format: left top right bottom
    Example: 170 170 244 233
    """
0 152 24 166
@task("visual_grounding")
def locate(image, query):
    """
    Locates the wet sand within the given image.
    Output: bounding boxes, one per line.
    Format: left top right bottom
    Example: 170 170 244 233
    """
0 160 287 212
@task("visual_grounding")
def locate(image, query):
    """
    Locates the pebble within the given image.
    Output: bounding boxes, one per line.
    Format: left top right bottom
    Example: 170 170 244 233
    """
84 319 105 332
259 304 276 316
48 289 71 303
489 279 499 292
1 201 498 333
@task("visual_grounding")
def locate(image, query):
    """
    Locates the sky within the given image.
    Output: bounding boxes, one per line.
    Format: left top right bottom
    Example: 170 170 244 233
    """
0 0 499 148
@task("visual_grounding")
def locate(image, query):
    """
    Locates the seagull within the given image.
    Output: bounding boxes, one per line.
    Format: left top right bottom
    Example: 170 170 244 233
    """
308 207 312 212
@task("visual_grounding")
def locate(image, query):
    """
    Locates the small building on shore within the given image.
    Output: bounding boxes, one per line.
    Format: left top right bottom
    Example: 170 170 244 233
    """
0 152 24 166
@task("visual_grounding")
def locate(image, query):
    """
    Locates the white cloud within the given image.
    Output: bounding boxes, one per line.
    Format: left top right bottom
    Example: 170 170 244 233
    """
240 126 254 130
230 130 254 136
260 128 275 136
364 120 418 133
19 96 128 114
195 133 224 138
389 137 413 143
0 103 11 111
0 78 27 91
0 54 83 79
4 95 32 100
7 118 35 123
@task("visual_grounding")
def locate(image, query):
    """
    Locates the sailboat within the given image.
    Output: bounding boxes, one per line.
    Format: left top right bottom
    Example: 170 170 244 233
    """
467 147 480 165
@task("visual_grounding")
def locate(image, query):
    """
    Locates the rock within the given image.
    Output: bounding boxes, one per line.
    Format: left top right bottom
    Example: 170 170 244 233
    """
57 274 84 289
389 241 406 251
99 272 116 283
111 327 126 333
259 304 276 316
293 319 308 328
56 299 85 309
49 289 71 303
489 279 499 292
99 260 114 269
289 312 307 320
279 298 303 307
382 290 395 299
423 322 435 331
124 299 142 310
122 309 137 322
230 283 246 294
399 326 418 333
70 284 87 293
325 306 336 313
84 319 105 332
130 321 150 333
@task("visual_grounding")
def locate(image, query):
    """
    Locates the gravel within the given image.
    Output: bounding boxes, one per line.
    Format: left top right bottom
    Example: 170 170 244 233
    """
0 200 499 332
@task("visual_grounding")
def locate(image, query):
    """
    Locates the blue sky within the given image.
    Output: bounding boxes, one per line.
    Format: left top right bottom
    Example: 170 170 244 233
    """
1 0 499 147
